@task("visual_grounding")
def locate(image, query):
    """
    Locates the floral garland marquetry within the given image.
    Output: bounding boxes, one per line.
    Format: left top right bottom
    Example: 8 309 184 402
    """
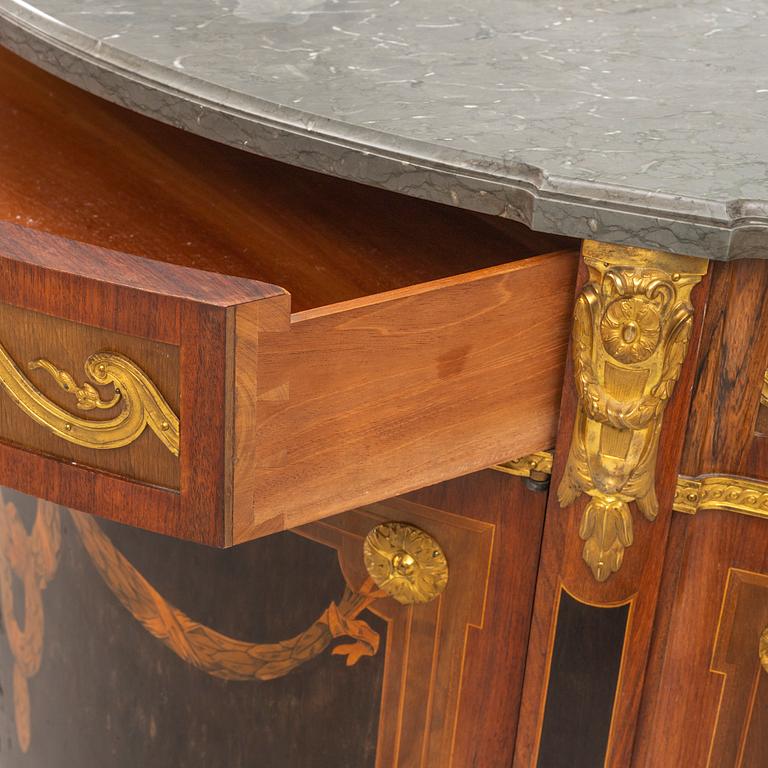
0 495 61 753
69 508 384 679
0 344 179 455
0 493 386 752
558 241 707 582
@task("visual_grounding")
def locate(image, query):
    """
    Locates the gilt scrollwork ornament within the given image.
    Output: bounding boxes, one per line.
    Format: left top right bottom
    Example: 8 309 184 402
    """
558 242 707 582
673 474 768 519
0 343 180 456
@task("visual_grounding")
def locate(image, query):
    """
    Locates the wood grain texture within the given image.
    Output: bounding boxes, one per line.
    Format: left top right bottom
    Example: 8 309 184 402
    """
637 260 768 766
0 223 282 546
403 470 548 768
232 251 579 542
296 468 547 767
311 497 495 768
0 46 574 313
633 512 768 767
681 258 768 478
0 45 582 546
513 253 710 768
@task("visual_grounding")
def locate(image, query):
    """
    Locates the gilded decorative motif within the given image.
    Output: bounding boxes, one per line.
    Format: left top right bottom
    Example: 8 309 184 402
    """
0 495 60 752
363 522 448 604
0 492 389 751
558 241 707 582
673 474 768 520
761 369 768 408
494 451 553 480
761 627 768 675
0 344 179 455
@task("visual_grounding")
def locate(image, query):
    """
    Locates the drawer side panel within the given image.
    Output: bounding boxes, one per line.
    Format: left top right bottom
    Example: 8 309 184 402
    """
233 249 578 542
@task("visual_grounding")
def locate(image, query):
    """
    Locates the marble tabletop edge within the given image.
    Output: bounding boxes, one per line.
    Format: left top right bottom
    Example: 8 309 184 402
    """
2 0 767 262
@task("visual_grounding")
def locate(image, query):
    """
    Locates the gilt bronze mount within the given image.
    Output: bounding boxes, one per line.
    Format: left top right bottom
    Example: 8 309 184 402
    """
0 344 179 456
558 241 707 582
363 522 448 604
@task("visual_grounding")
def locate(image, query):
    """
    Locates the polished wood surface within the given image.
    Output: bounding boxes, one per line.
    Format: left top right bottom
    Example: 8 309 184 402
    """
0 301 179 488
233 252 578 541
681 258 768 478
403 469 548 767
0 222 278 546
0 48 580 546
0 214 576 547
634 511 768 766
635 259 768 767
513 254 711 768
0 47 573 313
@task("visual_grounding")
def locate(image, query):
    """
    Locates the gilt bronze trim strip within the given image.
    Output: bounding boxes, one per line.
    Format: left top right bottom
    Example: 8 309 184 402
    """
673 474 768 520
493 451 554 480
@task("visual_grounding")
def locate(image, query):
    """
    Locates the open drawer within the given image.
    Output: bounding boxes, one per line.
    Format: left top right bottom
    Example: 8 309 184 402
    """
0 48 579 546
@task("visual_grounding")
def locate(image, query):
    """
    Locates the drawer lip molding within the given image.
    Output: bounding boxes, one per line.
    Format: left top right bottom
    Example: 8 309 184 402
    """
0 222 578 546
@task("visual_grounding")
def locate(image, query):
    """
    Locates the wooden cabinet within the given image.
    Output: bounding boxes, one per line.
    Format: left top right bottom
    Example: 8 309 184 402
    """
0 50 574 765
3 35 768 768
0 48 577 547
0 469 548 768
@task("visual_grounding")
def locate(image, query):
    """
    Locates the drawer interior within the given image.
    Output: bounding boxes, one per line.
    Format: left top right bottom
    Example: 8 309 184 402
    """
0 47 580 545
0 47 576 312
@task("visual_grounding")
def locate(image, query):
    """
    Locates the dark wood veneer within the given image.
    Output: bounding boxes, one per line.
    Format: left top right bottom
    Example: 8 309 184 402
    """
681 258 768 478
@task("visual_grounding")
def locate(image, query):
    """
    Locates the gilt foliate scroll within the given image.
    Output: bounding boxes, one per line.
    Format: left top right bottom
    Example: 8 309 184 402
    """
558 241 706 581
0 343 179 456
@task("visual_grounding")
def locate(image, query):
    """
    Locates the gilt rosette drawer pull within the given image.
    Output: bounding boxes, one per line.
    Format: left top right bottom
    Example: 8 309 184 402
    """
761 627 768 675
363 522 448 605
0 343 179 456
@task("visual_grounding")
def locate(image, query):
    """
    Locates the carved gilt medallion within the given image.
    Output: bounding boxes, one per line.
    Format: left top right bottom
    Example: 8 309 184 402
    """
363 522 448 604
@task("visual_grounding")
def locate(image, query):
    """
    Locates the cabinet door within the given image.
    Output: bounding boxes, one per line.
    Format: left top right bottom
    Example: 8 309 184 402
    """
0 468 546 768
635 509 768 767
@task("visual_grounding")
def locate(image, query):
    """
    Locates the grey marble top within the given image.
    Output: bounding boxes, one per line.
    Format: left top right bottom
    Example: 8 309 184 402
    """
1 0 767 260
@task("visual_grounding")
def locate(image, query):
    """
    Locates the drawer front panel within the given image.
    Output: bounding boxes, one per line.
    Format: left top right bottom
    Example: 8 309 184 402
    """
0 221 283 546
0 300 180 488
